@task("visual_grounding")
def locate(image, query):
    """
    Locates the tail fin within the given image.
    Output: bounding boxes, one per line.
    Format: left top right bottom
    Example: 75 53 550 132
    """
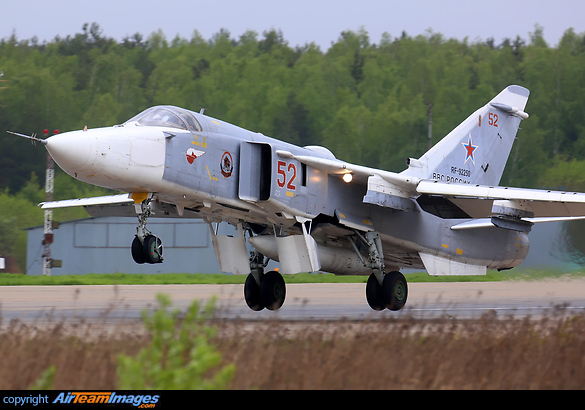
402 85 530 186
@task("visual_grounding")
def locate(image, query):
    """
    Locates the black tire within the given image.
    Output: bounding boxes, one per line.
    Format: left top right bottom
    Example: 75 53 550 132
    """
244 273 265 311
366 273 386 311
131 236 145 264
382 271 408 311
143 235 163 264
260 270 286 310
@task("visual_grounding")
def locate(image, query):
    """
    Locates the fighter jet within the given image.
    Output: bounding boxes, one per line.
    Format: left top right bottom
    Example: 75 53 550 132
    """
11 85 585 312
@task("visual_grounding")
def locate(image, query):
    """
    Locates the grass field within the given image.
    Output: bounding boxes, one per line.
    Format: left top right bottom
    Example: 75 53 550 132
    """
2 303 585 389
0 266 582 285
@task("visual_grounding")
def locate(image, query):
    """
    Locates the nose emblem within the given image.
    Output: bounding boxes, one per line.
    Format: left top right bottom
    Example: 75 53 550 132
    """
220 151 233 178
186 148 205 164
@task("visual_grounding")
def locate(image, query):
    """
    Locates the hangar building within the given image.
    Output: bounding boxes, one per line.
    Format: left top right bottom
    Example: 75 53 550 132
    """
24 217 584 276
25 216 231 275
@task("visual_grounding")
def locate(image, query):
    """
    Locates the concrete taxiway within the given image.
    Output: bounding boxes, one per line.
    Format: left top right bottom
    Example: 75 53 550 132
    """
1 279 585 324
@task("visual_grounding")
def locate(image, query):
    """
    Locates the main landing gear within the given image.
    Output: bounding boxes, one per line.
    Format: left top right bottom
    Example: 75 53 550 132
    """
241 230 407 312
366 270 408 311
131 199 163 264
351 231 408 311
244 251 286 311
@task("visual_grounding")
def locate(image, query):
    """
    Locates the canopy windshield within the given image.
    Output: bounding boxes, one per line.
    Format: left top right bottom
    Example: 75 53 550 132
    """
125 106 202 132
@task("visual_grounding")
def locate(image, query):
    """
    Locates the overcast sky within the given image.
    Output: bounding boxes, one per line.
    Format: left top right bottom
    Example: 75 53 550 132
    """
1 0 584 49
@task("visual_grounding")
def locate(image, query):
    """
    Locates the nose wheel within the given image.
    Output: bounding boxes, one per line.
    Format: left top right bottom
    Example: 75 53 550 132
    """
131 234 163 264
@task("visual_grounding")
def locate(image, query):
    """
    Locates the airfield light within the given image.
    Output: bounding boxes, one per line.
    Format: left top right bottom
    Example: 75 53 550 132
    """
342 173 353 183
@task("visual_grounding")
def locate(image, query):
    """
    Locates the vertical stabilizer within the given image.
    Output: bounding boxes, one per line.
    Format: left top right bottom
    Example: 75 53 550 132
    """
402 85 530 186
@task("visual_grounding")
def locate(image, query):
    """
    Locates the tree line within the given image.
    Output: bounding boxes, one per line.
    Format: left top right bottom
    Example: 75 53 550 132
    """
1 22 585 270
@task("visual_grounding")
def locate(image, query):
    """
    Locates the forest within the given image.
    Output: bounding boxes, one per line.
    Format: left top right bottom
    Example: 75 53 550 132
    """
1 22 585 271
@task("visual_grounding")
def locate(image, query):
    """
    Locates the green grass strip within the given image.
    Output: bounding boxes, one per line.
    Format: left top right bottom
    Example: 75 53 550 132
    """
0 267 583 286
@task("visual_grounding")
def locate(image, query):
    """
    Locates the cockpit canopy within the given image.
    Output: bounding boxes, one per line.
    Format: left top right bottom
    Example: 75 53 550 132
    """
124 106 202 132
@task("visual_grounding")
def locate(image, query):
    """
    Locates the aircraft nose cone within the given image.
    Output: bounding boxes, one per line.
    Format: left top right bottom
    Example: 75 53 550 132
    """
45 131 95 175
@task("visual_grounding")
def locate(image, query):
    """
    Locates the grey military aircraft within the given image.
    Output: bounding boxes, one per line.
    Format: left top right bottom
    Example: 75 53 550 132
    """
11 85 585 312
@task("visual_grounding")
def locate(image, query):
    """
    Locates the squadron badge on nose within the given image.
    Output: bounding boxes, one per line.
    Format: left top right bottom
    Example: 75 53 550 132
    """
221 151 233 178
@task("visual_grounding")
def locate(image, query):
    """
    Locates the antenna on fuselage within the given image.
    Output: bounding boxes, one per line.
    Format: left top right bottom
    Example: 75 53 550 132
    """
199 107 206 115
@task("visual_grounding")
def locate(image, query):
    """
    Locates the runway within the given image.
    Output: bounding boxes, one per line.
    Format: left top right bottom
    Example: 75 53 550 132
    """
2 279 585 324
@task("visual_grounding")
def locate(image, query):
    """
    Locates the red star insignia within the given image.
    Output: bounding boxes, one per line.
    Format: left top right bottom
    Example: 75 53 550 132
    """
461 135 477 164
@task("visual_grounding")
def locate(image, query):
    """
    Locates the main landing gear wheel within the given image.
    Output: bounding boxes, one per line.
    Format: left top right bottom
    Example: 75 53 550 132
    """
366 271 408 311
382 271 408 311
366 273 386 311
131 235 163 264
244 270 286 311
244 274 264 311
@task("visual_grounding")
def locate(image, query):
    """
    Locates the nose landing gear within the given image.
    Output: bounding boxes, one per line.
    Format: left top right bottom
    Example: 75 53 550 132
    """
130 197 163 264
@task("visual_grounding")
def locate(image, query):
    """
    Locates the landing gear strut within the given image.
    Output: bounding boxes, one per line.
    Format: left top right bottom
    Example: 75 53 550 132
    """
131 198 163 264
352 231 408 311
244 250 286 311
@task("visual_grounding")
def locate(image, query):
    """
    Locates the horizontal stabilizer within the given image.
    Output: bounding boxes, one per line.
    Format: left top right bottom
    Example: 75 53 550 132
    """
419 252 487 276
417 180 585 203
451 215 585 231
417 180 585 218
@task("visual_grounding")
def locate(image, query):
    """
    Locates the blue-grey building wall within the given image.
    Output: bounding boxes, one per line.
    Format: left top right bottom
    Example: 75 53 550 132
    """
25 217 230 275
